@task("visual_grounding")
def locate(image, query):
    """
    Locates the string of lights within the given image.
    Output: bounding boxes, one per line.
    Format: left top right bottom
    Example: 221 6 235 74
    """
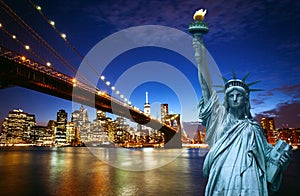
0 1 74 72
0 22 49 65
28 0 133 106
0 0 93 88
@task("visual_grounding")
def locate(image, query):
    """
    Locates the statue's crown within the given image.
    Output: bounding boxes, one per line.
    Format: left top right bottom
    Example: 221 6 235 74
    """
215 70 262 94
225 79 250 93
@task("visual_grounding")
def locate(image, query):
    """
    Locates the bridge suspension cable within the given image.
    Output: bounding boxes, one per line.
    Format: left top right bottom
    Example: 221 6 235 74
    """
1 0 142 114
0 0 93 87
28 0 132 105
0 22 48 65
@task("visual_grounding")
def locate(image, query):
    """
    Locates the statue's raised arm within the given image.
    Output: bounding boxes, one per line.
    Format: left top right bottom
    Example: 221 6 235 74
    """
188 8 292 196
189 9 213 103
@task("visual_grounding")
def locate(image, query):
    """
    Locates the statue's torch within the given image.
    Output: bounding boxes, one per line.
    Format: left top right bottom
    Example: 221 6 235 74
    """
188 9 212 99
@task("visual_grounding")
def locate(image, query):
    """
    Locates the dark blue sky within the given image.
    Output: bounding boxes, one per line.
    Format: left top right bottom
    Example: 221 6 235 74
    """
0 0 299 129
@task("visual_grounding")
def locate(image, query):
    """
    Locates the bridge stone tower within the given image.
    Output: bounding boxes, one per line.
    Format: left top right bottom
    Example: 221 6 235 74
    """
164 113 182 148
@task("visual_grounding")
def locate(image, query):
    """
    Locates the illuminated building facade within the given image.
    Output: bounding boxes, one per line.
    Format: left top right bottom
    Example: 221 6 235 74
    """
259 117 300 148
1 109 36 144
277 128 300 148
96 110 106 120
260 117 278 145
71 105 90 143
55 109 67 145
30 125 54 146
160 103 169 123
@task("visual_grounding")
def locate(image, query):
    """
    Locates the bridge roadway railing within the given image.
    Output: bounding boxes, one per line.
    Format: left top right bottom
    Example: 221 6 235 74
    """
0 46 175 132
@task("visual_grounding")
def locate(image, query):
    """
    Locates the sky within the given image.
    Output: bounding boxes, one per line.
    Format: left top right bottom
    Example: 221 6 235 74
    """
0 0 299 134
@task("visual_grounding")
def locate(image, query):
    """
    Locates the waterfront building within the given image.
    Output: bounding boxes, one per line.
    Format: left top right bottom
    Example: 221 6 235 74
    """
1 109 36 144
115 117 126 129
55 109 67 145
66 122 76 144
71 105 91 143
277 127 300 148
106 117 117 142
260 117 278 145
30 126 54 146
114 128 130 144
90 119 108 145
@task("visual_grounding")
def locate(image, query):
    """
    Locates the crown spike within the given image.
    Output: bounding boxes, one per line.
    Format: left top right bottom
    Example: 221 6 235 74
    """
242 72 251 82
247 80 261 87
232 68 236 79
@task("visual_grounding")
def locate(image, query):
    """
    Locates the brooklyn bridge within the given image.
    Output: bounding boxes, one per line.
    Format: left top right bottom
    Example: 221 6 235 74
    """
0 0 183 147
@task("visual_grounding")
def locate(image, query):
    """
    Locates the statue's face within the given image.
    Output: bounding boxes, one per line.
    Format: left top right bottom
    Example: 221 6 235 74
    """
227 89 246 109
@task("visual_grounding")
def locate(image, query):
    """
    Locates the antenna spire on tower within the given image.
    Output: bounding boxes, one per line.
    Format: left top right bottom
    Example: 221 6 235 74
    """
145 91 149 104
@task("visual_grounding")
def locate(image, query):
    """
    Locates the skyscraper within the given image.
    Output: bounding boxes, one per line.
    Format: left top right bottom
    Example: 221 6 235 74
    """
1 109 36 144
161 103 169 122
55 109 68 145
96 110 106 120
71 105 90 143
260 117 278 145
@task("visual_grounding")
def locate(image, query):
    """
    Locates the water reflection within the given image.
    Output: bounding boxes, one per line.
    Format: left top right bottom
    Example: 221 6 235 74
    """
1 147 297 195
88 147 185 171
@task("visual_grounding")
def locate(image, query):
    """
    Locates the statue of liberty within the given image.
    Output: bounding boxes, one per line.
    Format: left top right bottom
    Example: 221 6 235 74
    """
189 9 292 195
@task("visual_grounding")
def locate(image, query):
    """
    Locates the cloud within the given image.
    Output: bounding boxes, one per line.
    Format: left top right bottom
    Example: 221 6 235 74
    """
251 98 265 105
60 0 299 47
258 91 274 97
254 100 300 128
273 84 300 99
76 0 265 43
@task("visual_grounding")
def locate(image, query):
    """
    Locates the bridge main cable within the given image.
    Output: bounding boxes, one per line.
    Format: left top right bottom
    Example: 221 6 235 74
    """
28 0 105 90
0 0 93 88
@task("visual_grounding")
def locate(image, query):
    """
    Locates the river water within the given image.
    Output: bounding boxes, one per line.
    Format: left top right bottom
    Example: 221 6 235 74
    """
0 147 299 196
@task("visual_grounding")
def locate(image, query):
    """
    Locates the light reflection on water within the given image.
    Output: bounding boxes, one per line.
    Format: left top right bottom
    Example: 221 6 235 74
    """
88 147 185 171
1 147 298 195
0 147 208 195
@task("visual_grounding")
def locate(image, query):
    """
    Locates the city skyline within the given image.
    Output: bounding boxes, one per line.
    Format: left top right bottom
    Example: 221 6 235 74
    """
0 0 299 128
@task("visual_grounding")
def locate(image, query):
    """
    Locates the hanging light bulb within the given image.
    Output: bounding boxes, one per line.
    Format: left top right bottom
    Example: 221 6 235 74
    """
36 5 42 11
61 33 66 39
49 20 55 26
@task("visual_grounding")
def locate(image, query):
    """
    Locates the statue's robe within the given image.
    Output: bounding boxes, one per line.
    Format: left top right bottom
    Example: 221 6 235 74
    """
199 91 282 196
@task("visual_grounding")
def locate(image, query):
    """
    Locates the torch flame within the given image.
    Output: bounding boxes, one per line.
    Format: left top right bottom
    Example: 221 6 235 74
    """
193 9 207 21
